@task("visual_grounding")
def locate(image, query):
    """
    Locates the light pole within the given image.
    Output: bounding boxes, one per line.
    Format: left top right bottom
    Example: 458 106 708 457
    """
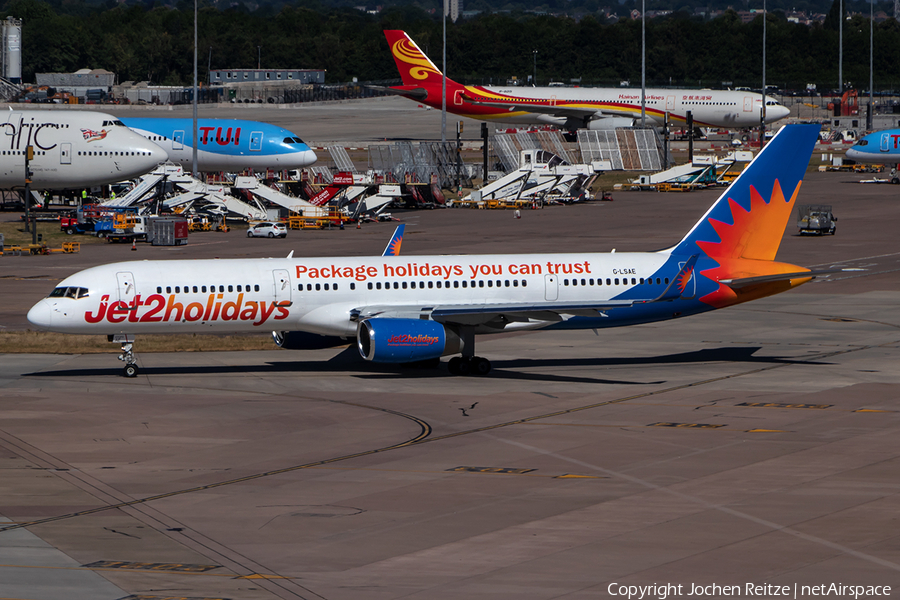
532 50 537 86
839 0 843 96
257 45 261 70
869 0 874 130
641 0 646 127
761 0 766 148
192 0 198 178
442 0 447 144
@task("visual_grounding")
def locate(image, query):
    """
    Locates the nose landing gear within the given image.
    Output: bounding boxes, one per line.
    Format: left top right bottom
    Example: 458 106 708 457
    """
111 334 139 377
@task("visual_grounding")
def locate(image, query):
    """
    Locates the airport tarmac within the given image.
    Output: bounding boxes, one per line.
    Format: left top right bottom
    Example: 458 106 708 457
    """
1 124 900 599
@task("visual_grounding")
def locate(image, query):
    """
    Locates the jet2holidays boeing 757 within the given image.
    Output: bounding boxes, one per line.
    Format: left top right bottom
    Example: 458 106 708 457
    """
28 124 834 378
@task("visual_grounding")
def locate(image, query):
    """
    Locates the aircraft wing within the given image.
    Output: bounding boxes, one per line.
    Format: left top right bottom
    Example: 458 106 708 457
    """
461 93 601 120
353 257 698 328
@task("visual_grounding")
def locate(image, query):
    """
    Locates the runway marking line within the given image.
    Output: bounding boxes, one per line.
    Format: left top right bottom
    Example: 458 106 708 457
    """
648 422 725 429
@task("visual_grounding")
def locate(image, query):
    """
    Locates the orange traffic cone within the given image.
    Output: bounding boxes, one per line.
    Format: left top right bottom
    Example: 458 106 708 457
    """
357 220 361 229
131 239 137 251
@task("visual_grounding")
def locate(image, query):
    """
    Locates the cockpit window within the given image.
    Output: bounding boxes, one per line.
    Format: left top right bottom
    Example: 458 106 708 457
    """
102 120 126 127
857 140 868 147
48 286 89 299
284 137 305 144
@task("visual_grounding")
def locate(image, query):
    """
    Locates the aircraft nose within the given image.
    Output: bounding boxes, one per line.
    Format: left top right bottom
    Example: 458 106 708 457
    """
766 105 790 123
144 141 168 167
301 149 318 166
27 300 53 330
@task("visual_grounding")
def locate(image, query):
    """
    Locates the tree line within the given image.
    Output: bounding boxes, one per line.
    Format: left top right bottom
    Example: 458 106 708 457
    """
4 0 900 91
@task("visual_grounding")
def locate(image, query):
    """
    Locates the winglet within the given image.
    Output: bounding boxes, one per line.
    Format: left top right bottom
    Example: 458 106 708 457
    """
382 224 405 256
644 255 698 303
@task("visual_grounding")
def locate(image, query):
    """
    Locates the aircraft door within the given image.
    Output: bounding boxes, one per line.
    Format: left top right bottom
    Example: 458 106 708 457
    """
173 130 185 150
273 269 292 307
881 132 891 152
60 143 71 165
116 271 136 305
666 95 675 111
250 131 263 152
544 274 558 301
743 96 753 112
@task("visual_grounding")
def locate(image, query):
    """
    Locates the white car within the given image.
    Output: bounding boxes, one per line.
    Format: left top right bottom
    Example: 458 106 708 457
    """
247 222 287 238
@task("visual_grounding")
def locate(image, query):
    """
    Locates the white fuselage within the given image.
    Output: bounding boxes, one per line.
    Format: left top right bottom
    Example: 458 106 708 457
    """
476 86 790 128
27 252 685 337
0 110 166 190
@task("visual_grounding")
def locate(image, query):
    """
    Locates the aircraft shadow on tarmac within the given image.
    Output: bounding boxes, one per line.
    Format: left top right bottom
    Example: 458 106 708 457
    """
24 346 822 385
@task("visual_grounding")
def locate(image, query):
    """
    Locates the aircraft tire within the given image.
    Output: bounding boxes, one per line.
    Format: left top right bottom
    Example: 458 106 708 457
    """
471 357 492 376
448 356 463 375
456 357 471 376
124 364 139 378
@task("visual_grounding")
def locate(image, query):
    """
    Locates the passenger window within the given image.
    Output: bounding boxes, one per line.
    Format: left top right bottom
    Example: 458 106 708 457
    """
368 282 373 290
237 285 242 292
522 280 527 287
488 280 493 287
393 282 399 289
454 281 459 288
590 279 594 285
640 278 644 284
254 285 260 292
479 280 484 288
631 278 636 285
436 281 442 289
505 280 510 287
664 278 669 284
513 280 518 287
193 286 198 293
656 278 661 285
582 279 586 286
219 285 225 293
166 286 172 293
307 284 312 291
615 278 619 285
157 286 162 293
428 281 433 289
325 283 330 290
564 279 569 286
350 283 355 290
298 284 303 291
606 278 611 285
376 282 382 290
315 283 321 291
402 281 407 289
228 285 233 292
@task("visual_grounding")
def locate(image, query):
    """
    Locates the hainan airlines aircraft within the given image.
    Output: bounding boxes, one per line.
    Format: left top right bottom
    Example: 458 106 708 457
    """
0 110 166 190
28 124 832 378
846 129 900 175
120 118 317 172
382 30 790 130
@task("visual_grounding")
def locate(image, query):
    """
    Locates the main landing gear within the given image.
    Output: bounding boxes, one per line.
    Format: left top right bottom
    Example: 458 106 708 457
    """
112 334 139 377
445 326 491 376
447 356 492 376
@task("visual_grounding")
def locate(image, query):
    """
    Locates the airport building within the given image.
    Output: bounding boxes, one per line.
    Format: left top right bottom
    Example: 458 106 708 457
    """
209 69 324 85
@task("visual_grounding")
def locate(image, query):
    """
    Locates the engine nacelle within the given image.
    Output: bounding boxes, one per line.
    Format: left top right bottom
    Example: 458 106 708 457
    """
357 318 461 363
586 117 636 130
272 331 349 350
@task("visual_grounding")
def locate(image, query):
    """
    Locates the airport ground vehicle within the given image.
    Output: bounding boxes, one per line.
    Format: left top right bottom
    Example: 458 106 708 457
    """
247 222 287 238
797 204 837 235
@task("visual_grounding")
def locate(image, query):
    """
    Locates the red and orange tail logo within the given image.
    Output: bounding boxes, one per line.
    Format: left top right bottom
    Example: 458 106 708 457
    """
384 30 445 86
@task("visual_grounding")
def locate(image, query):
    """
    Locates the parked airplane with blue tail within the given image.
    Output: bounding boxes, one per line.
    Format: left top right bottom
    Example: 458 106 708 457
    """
846 129 900 182
27 124 837 377
120 118 317 172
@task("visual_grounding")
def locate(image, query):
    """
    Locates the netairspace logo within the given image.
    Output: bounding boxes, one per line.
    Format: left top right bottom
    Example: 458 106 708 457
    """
606 583 892 600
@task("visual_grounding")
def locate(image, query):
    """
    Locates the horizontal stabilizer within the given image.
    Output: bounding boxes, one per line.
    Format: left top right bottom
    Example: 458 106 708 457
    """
719 268 845 289
367 85 428 101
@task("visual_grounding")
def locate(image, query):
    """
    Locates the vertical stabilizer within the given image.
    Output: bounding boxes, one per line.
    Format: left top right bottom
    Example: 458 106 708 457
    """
672 124 819 261
384 30 447 87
